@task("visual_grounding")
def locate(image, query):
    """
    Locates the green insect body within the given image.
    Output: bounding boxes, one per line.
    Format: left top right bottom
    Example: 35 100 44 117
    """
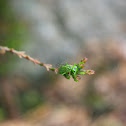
58 58 94 81
58 63 78 81
58 63 81 81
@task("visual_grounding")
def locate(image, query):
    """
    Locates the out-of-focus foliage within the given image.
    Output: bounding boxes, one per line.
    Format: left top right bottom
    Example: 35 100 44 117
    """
0 0 28 121
0 107 6 121
19 90 44 113
0 0 25 48
0 0 26 74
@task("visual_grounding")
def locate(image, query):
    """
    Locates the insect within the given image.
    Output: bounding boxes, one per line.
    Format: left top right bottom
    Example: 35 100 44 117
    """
58 58 94 81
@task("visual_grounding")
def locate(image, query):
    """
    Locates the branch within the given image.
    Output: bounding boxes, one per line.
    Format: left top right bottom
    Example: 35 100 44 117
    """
0 46 57 72
0 45 94 81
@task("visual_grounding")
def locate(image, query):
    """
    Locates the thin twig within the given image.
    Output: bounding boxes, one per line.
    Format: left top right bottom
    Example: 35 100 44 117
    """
0 46 57 72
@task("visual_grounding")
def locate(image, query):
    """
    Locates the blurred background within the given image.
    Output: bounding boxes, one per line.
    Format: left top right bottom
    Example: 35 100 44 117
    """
0 0 126 126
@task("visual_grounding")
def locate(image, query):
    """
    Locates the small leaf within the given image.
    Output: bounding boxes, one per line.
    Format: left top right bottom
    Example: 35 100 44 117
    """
77 57 87 69
85 70 95 75
78 70 87 75
59 62 67 65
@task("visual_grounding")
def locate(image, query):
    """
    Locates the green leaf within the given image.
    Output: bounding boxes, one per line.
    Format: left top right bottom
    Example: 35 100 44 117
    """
78 70 87 75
